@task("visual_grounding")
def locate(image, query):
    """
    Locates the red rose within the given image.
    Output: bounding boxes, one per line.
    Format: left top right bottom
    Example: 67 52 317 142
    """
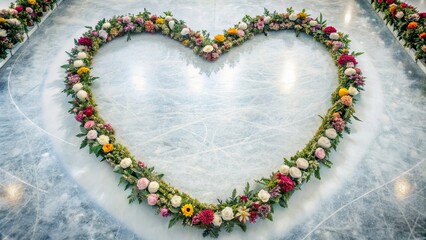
400 2 408 8
85 105 93 117
77 37 93 46
386 0 394 4
15 5 23 12
378 0 383 3
323 26 337 35
198 209 214 225
420 12 426 18
337 54 358 66
278 176 294 192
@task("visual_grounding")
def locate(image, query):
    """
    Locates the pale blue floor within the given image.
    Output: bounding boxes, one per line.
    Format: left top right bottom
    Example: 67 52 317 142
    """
0 0 425 239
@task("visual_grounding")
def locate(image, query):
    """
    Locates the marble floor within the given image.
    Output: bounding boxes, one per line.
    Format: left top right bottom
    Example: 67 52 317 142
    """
0 0 425 239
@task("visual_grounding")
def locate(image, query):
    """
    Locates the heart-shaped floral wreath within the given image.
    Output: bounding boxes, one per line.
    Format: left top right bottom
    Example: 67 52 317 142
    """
62 7 365 238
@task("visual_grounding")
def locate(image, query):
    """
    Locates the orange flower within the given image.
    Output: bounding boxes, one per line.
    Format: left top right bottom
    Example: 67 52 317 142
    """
390 6 396 15
214 34 225 42
332 112 341 118
0 18 6 23
340 95 352 106
420 32 426 39
407 22 417 29
102 143 114 153
227 28 238 35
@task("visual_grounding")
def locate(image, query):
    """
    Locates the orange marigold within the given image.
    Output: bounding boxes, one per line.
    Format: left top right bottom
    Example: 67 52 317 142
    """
420 32 426 39
102 143 114 153
407 22 417 29
227 28 238 35
214 34 225 42
341 95 353 106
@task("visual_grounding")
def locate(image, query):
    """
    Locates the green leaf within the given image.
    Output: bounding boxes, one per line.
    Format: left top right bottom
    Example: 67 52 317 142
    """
279 199 288 208
266 213 273 221
80 140 88 149
237 222 247 232
168 215 179 229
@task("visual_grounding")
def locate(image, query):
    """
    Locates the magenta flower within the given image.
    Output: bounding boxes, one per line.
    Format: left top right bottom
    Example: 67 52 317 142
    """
160 208 170 217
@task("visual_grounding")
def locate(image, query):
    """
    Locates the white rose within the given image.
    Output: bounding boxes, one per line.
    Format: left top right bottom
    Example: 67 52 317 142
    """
309 20 318 26
325 128 337 140
120 157 132 169
330 32 339 40
318 136 331 149
238 22 248 30
102 22 111 29
86 130 98 140
264 16 271 24
76 90 88 101
0 29 7 37
296 158 309 170
97 134 109 145
278 165 290 175
72 83 83 92
77 52 87 59
289 13 298 21
99 30 108 40
344 68 356 76
258 189 271 203
213 213 222 227
170 195 182 208
395 11 404 19
168 20 175 29
221 207 234 221
73 60 84 68
348 86 359 96
289 167 302 178
180 27 190 35
203 45 214 53
165 16 173 21
148 181 160 193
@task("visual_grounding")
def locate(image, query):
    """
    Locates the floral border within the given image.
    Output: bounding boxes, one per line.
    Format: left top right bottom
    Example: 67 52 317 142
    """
62 8 366 238
370 0 426 63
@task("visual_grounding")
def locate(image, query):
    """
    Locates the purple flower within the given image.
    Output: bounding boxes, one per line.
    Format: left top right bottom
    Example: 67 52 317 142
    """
269 186 281 198
258 204 271 218
67 74 80 84
160 208 170 217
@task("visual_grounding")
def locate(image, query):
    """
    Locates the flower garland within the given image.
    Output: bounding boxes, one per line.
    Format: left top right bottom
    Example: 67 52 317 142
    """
371 0 426 62
0 0 58 59
62 8 366 238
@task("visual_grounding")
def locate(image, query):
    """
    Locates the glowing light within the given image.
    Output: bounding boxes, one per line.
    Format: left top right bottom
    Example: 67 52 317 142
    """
186 65 204 92
216 64 237 92
2 183 24 204
280 60 296 93
394 177 411 200
131 70 145 91
344 5 352 25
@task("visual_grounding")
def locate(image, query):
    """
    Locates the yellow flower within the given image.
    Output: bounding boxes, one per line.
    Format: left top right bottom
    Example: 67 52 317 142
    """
0 18 6 23
214 34 225 42
338 88 349 97
227 28 238 35
77 67 90 75
156 18 165 25
110 28 119 37
182 39 190 46
181 204 194 217
297 12 308 20
102 143 114 153
28 0 36 5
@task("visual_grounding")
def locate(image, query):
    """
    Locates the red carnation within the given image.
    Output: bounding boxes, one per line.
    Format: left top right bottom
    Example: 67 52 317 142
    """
251 202 260 210
278 175 294 192
323 26 337 35
240 195 248 202
249 211 258 223
78 37 93 46
337 54 358 66
85 105 93 117
420 12 426 18
15 5 23 12
386 0 394 4
400 2 408 8
198 209 214 225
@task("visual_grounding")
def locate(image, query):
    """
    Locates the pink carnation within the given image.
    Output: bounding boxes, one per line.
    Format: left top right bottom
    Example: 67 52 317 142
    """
198 209 214 225
78 37 92 47
147 194 158 205
84 120 95 129
337 54 358 66
315 147 326 160
137 178 150 190
278 175 294 192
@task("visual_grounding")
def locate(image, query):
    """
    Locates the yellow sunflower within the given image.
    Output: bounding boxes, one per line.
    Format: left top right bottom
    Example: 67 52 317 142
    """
181 204 194 217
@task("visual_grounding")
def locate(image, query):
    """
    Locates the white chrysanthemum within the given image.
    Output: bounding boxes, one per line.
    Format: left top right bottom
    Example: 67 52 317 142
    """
296 158 309 170
203 45 214 53
76 90 88 101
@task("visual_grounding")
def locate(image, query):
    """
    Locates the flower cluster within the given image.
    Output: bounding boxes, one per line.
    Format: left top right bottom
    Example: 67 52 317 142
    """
0 0 59 60
371 0 426 62
63 8 365 238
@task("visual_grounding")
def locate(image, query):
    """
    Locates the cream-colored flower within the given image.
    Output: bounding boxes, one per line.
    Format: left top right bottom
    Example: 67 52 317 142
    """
97 134 109 145
213 213 222 226
0 29 7 37
203 45 214 53
289 13 298 21
309 20 318 26
279 164 290 175
168 20 175 29
235 206 250 223
221 207 234 221
148 181 160 193
325 128 337 139
165 16 173 22
289 167 302 178
180 27 190 35
238 22 248 30
120 157 132 169
344 67 356 76
348 86 359 96
264 16 271 24
330 32 339 40
102 22 111 29
170 195 182 208
76 90 88 101
72 83 83 92
318 136 331 149
77 52 87 59
73 60 84 68
296 158 309 169
258 189 271 203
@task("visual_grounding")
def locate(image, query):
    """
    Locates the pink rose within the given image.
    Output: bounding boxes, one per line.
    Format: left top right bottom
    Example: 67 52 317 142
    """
160 208 170 217
86 130 98 140
137 160 146 168
237 29 245 37
137 178 150 190
147 194 158 205
75 111 84 122
315 147 326 160
123 16 131 24
91 31 99 37
84 120 95 129
26 7 33 13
